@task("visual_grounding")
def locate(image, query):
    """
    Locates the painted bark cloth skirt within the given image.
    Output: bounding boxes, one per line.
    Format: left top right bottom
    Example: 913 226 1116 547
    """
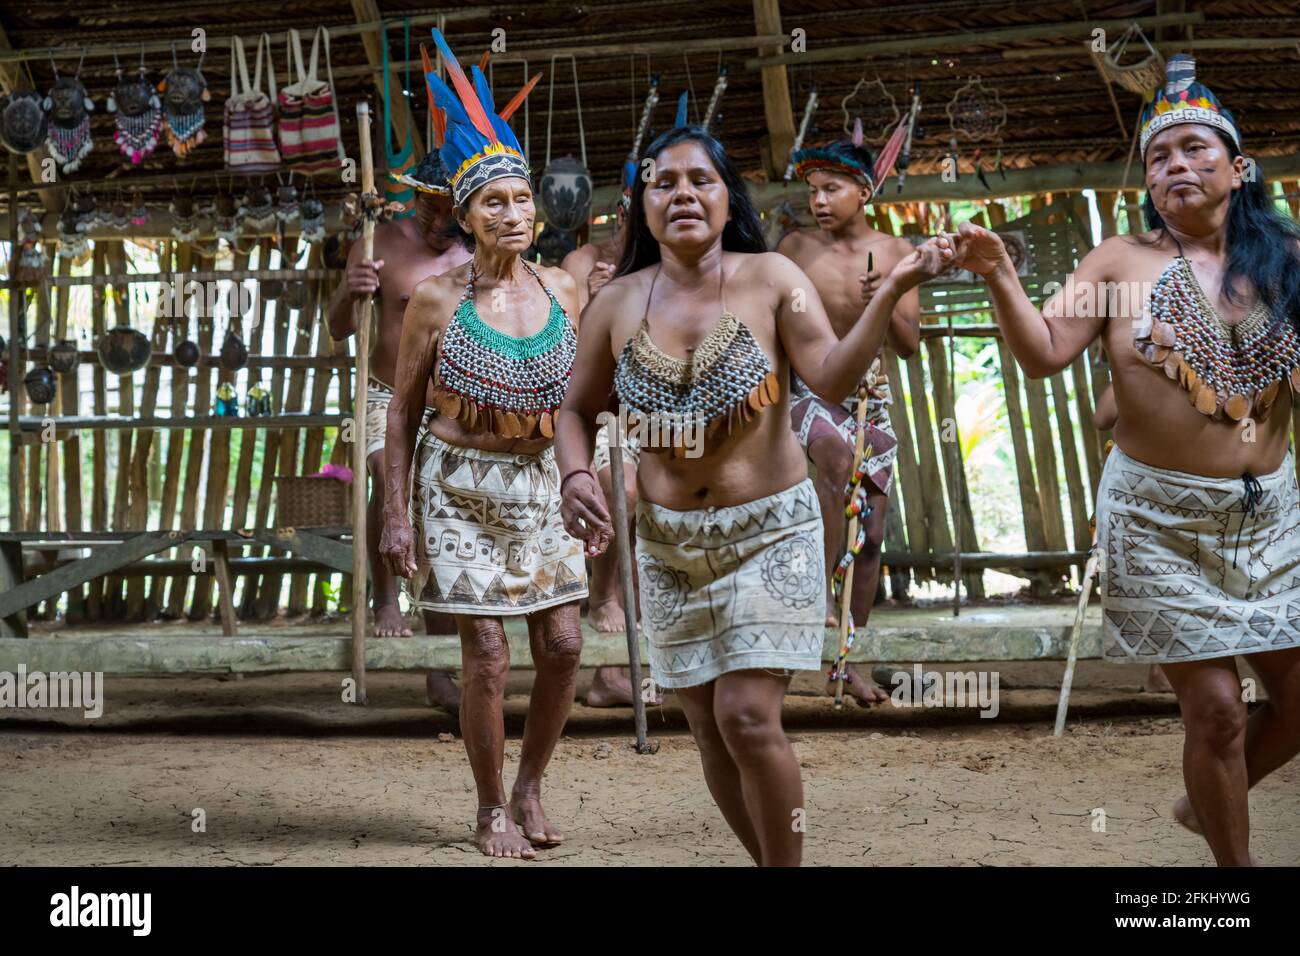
634 478 827 688
1097 444 1300 663
407 435 588 616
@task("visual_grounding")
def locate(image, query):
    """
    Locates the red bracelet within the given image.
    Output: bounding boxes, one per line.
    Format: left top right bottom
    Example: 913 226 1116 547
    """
560 468 596 493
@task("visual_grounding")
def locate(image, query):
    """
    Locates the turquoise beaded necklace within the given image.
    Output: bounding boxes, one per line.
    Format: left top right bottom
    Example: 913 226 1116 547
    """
453 260 566 361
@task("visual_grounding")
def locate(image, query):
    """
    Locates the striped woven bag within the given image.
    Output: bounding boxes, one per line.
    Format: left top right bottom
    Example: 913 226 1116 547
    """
223 34 281 174
277 27 344 175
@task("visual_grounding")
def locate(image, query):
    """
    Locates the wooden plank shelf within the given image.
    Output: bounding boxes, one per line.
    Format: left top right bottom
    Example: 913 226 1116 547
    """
22 347 351 370
15 413 346 434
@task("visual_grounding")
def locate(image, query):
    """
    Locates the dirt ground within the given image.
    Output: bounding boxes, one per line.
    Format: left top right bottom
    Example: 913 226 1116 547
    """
2 661 1298 866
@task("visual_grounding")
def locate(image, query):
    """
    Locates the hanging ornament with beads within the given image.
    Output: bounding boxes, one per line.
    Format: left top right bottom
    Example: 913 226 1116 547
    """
946 75 1006 142
107 48 162 164
240 182 276 234
13 208 46 284
159 44 209 159
44 52 95 173
840 75 899 144
299 184 325 244
169 185 200 243
275 173 300 223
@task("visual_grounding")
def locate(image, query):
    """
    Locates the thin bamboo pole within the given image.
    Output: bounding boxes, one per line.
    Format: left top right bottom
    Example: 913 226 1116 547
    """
351 101 375 706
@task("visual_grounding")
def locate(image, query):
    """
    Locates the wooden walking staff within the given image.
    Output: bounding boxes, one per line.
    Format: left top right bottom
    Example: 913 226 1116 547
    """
1054 440 1113 736
607 437 654 754
350 100 377 705
832 385 873 709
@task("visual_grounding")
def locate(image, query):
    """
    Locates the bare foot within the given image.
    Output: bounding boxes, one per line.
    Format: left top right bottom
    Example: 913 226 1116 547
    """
586 666 634 707
827 664 890 706
475 806 537 859
1143 664 1174 694
589 598 627 633
1173 796 1261 865
510 791 564 846
425 671 462 710
825 596 839 628
1173 795 1202 835
374 604 413 638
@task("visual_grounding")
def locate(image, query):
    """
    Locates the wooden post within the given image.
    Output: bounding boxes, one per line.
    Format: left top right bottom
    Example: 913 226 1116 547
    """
607 442 651 753
212 539 238 636
752 0 795 180
351 101 376 706
5 153 20 532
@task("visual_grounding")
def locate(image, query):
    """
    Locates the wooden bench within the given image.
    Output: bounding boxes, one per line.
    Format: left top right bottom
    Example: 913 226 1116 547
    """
0 527 352 638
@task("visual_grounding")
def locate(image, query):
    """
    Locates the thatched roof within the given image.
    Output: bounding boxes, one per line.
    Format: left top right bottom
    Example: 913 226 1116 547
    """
1 0 1297 214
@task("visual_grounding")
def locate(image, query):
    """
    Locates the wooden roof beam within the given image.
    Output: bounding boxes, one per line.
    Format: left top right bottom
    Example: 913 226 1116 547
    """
753 0 794 181
744 11 1205 69
350 0 424 162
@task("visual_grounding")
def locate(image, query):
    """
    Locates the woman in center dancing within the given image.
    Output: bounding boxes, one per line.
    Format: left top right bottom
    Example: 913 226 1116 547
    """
555 122 949 865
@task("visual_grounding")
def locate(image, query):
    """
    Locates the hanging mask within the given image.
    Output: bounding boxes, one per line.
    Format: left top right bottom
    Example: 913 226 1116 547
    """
169 189 199 242
110 197 130 231
159 53 208 159
97 326 152 375
57 205 89 258
276 180 300 223
299 196 325 244
1 90 47 154
219 331 248 371
213 188 239 244
129 190 148 227
538 156 593 235
240 184 276 233
44 71 95 173
74 192 98 231
14 209 45 284
49 339 80 374
108 64 162 164
24 366 57 405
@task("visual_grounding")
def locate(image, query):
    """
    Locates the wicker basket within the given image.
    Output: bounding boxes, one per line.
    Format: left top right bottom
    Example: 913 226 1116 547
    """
1094 24 1165 95
275 475 352 528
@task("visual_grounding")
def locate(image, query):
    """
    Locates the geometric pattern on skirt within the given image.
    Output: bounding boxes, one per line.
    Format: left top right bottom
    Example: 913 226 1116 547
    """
1097 444 1300 663
789 361 897 496
407 434 588 616
634 478 827 688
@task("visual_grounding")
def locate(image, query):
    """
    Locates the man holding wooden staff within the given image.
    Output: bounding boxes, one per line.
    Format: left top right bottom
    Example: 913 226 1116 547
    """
381 32 585 860
326 137 471 712
945 55 1300 866
777 128 921 706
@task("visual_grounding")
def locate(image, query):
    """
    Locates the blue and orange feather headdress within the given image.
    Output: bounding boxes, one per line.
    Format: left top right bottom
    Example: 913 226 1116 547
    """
422 29 541 205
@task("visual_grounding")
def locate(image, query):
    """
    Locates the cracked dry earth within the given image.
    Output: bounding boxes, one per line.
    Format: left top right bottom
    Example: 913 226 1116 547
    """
2 665 1298 866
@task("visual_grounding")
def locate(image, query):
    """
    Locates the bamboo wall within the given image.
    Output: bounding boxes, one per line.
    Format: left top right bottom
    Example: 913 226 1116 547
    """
5 238 353 624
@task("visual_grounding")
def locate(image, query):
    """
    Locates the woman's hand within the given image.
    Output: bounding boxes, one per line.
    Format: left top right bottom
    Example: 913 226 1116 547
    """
951 221 1013 277
887 236 957 291
379 512 418 578
560 471 615 557
587 262 616 301
346 259 384 299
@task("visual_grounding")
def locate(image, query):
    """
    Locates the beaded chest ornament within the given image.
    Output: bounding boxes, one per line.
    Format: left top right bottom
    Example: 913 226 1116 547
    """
1133 256 1300 422
432 260 577 440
